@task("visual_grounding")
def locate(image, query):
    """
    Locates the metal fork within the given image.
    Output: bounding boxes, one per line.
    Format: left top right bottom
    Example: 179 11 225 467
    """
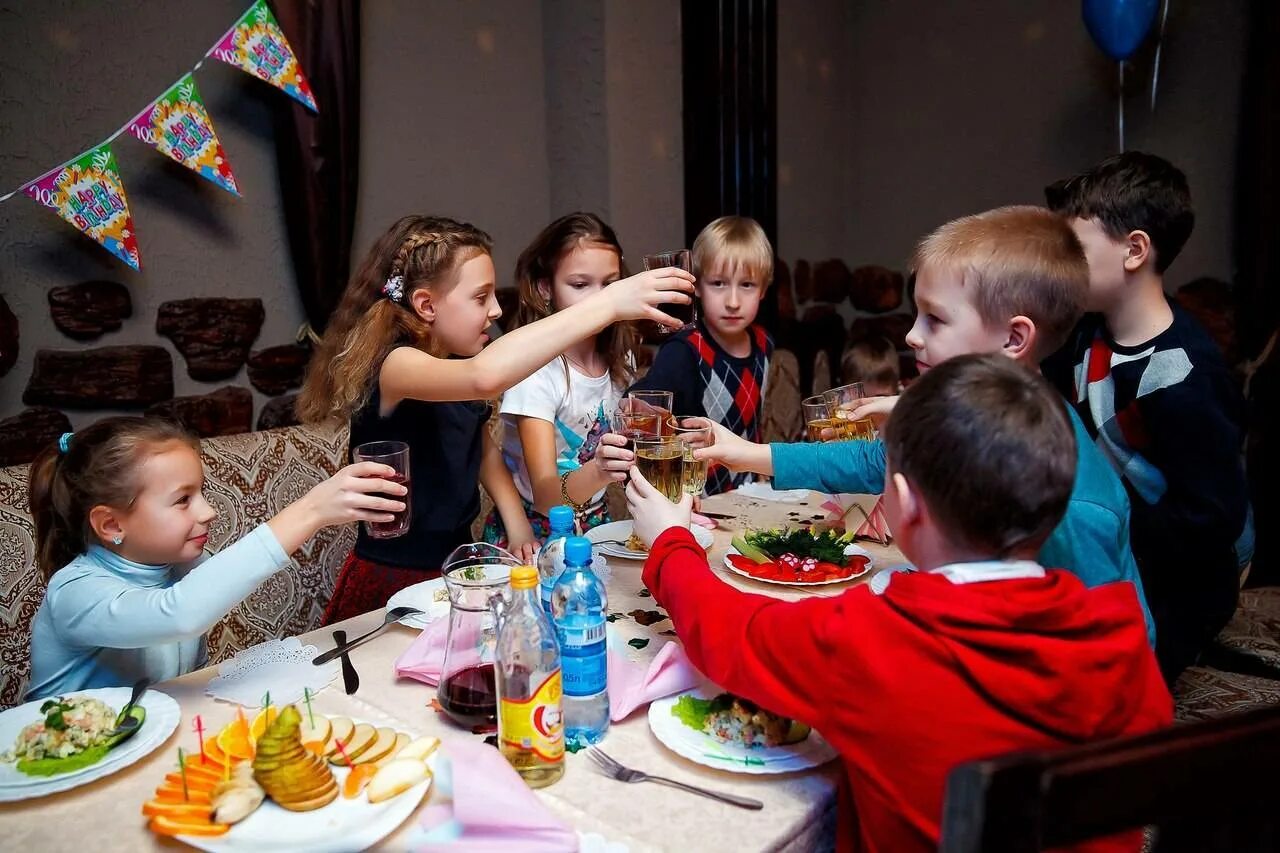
586 747 763 810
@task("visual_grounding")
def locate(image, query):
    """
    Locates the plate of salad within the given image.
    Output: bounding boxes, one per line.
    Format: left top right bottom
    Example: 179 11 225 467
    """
648 688 837 774
0 686 180 801
723 527 874 586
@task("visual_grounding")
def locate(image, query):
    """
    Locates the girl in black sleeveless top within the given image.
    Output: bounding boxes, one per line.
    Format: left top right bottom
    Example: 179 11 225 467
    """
297 215 694 624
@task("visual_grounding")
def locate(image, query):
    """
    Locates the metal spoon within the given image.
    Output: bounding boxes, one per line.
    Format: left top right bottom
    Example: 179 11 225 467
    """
312 606 422 665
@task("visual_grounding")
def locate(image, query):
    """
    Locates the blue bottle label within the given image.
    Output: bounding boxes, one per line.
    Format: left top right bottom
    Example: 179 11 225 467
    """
556 619 607 697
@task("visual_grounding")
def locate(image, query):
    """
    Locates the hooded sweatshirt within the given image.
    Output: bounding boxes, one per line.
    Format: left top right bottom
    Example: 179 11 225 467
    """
642 528 1172 853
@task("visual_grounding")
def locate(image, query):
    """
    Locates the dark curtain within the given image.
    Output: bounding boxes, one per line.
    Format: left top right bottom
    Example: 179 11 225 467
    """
1235 0 1280 587
680 0 781 332
272 0 361 334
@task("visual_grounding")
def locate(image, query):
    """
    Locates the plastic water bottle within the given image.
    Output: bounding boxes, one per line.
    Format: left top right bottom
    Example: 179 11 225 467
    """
551 536 610 744
495 566 565 788
537 505 576 617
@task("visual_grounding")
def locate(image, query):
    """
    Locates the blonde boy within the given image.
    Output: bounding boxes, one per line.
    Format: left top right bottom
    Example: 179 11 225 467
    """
698 206 1156 644
628 215 774 494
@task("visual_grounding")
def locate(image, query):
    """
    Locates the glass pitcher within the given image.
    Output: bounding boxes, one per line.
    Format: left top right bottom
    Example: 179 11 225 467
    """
437 542 520 730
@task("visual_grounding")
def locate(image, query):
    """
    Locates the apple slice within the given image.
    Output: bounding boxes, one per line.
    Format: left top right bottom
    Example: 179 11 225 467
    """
329 723 376 765
352 727 399 765
375 733 411 767
396 735 441 762
367 758 431 804
323 717 355 757
299 714 332 748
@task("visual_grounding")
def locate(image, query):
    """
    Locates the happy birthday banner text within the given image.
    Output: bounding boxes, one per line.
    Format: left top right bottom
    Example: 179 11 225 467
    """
1 0 316 270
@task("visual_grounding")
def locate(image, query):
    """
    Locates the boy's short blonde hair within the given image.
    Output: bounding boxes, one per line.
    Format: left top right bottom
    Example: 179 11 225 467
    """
911 206 1088 360
691 215 774 287
841 336 900 394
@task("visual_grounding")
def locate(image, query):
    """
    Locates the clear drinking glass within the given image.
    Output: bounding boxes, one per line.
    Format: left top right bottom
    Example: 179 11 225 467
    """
672 417 713 496
352 440 411 538
624 391 675 437
823 382 876 441
633 434 684 502
642 249 695 334
801 395 834 442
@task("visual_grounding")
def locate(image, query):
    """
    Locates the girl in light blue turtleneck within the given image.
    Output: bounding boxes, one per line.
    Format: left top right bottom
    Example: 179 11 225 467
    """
25 417 408 701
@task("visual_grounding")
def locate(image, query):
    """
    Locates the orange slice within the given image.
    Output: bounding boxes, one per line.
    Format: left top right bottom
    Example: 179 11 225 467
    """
304 740 327 758
164 773 218 793
202 736 229 766
217 718 255 761
249 705 280 744
153 786 212 804
148 815 230 838
175 761 224 783
343 763 379 799
142 800 214 820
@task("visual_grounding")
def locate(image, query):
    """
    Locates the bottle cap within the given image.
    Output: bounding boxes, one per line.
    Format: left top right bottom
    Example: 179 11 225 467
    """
510 566 538 589
548 505 575 533
564 536 593 566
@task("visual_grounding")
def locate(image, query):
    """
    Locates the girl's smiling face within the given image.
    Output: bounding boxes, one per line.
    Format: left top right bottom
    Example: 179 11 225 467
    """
105 442 217 564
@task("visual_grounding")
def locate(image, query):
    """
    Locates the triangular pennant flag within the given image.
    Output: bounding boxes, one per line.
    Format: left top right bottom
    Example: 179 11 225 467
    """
24 143 141 270
210 0 317 112
126 73 240 196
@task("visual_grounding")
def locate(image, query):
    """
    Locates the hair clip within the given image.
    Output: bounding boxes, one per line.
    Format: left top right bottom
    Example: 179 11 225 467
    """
382 274 405 303
58 432 74 454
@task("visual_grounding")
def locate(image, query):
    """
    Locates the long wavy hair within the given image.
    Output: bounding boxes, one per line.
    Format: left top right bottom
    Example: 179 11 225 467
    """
511 212 638 387
28 417 198 581
297 215 493 424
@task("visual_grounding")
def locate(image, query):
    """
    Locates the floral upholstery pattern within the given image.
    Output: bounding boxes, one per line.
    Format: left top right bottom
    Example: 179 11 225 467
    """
0 423 356 709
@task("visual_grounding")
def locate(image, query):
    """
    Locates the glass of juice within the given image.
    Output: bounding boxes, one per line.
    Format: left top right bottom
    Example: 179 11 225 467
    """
642 249 695 335
352 440 411 538
823 382 876 441
632 434 684 502
672 417 713 496
802 395 836 442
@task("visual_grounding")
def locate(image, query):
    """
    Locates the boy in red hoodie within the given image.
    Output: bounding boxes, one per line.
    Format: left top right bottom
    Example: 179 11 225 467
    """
627 353 1172 853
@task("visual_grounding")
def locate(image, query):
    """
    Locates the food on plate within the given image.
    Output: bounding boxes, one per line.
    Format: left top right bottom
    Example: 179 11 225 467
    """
376 733 411 767
298 713 332 750
328 722 377 766
323 715 355 756
367 757 431 804
396 735 441 762
217 715 255 761
351 727 399 765
1 694 146 777
253 705 338 811
212 764 266 824
673 693 811 749
625 532 648 553
144 753 252 837
728 527 871 583
343 763 380 799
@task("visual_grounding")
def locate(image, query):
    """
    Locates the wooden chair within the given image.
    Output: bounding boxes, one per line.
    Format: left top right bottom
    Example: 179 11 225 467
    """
939 704 1280 852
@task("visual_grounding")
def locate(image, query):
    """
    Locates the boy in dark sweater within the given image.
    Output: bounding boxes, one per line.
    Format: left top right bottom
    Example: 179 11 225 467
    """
1044 151 1252 681
627 216 774 494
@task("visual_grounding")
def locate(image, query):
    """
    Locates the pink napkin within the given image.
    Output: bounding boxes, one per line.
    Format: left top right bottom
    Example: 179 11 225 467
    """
855 495 893 544
690 512 718 529
607 640 699 721
395 619 451 687
415 736 578 852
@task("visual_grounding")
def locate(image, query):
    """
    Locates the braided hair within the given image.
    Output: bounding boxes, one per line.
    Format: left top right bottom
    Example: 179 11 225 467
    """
297 215 492 423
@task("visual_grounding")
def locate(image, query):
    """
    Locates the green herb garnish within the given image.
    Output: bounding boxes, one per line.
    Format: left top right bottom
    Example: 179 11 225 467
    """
743 527 852 564
461 565 486 581
671 694 713 730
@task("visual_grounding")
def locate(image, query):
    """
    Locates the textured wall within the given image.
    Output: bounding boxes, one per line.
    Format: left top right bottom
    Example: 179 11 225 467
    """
0 0 305 425
779 0 1246 293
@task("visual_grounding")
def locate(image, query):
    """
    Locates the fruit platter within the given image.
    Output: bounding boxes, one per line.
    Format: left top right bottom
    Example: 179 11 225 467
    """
142 701 438 851
725 527 874 586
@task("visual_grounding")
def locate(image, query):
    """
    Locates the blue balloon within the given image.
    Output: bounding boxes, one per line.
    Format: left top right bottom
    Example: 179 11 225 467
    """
1082 0 1159 61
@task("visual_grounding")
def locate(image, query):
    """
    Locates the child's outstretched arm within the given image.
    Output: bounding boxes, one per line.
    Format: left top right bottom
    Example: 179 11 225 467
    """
382 268 694 405
692 422 775 477
479 431 539 563
627 469 848 728
48 463 405 649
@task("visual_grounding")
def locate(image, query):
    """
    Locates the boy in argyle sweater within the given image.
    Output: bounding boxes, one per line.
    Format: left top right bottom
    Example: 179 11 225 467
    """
1044 152 1251 682
628 216 774 495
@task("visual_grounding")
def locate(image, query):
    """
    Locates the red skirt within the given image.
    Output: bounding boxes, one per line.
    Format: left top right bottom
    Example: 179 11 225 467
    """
322 552 441 626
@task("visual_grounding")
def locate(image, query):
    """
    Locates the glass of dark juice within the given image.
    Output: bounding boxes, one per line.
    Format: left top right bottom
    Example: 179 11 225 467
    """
353 440 411 538
642 249 695 335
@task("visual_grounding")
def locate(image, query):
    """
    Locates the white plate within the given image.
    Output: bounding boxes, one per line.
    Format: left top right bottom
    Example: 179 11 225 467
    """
586 520 713 561
722 545 874 586
178 719 435 853
0 686 180 801
386 577 450 629
648 688 837 774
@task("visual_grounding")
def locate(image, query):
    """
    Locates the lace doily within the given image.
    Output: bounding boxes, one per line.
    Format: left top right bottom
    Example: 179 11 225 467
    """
206 637 339 707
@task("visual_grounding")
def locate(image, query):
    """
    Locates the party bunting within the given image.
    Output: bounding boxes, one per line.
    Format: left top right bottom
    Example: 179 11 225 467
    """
126 73 240 196
210 0 317 112
24 144 141 270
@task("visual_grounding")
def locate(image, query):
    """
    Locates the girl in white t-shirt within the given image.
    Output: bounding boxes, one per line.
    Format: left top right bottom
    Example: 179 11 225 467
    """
484 213 639 545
